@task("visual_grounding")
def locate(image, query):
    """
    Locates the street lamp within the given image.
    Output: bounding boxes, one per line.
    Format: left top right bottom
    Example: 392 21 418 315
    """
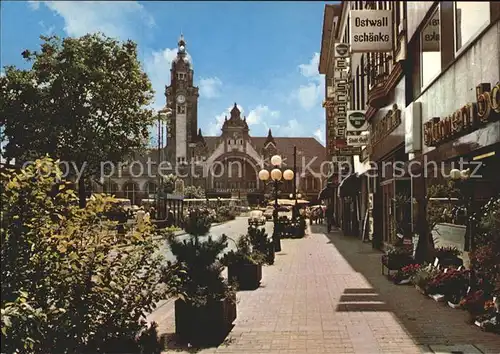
259 155 294 252
157 107 173 216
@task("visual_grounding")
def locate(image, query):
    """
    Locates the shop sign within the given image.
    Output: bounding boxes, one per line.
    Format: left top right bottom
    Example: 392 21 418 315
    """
371 104 402 146
331 156 350 163
347 132 370 147
334 43 350 58
333 45 351 139
347 110 368 131
350 10 393 53
423 82 500 147
405 101 422 153
422 10 440 52
335 146 362 156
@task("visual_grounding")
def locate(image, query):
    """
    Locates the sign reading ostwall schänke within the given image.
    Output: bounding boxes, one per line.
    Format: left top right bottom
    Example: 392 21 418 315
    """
350 10 393 53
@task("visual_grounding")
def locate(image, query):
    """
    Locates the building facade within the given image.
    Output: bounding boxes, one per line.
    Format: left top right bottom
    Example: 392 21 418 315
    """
319 1 499 252
101 36 327 205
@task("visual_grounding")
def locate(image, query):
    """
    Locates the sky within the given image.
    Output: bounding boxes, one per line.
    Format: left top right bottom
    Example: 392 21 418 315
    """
1 0 329 146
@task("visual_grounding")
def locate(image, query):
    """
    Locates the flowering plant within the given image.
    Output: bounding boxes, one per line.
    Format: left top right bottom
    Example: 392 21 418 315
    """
411 264 441 292
460 290 486 314
392 264 421 284
426 268 469 301
434 246 461 259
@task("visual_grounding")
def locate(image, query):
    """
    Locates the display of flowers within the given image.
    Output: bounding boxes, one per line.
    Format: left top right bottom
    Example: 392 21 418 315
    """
392 264 421 284
434 246 461 259
411 264 441 293
460 290 486 314
426 268 470 303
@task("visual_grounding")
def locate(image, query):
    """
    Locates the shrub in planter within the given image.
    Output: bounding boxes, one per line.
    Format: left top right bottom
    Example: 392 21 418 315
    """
221 236 265 290
411 264 441 294
1 158 166 354
163 208 236 345
382 245 413 270
247 226 275 265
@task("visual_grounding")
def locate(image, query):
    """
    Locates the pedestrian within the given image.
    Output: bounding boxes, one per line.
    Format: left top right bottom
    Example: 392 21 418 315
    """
150 206 156 220
326 203 333 232
135 206 146 226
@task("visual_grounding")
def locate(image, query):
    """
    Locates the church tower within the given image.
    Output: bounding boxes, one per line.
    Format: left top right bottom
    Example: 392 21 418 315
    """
165 34 199 164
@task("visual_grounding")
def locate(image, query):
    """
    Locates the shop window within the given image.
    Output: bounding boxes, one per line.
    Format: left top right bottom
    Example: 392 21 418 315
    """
420 7 441 88
454 2 490 52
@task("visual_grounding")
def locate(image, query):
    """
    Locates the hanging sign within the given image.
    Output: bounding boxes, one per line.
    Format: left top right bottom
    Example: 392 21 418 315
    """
347 110 368 131
332 42 351 142
350 10 393 53
347 132 370 147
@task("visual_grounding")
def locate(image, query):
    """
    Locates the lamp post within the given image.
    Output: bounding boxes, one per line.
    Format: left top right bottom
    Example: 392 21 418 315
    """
258 155 294 252
156 107 173 216
449 167 476 286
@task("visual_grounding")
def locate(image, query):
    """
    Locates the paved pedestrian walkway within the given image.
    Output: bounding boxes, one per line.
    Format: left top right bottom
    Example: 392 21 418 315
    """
149 224 500 353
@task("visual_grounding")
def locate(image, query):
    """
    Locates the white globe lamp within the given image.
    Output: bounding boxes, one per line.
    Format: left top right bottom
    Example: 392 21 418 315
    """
283 169 294 181
258 169 270 181
450 168 461 180
271 168 282 181
271 155 282 167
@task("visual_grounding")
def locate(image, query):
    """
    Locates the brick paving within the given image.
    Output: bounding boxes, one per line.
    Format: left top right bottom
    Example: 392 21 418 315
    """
149 222 500 353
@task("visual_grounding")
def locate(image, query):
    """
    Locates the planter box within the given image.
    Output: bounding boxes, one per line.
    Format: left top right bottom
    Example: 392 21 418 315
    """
437 256 463 268
228 263 262 290
381 254 413 275
175 295 237 344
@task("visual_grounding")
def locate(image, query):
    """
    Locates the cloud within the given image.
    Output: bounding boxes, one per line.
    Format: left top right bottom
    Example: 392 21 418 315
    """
207 104 244 136
38 21 55 36
313 127 325 145
198 77 222 99
272 119 304 137
33 1 155 39
28 1 40 10
247 105 280 126
298 52 321 79
143 48 193 109
291 52 325 111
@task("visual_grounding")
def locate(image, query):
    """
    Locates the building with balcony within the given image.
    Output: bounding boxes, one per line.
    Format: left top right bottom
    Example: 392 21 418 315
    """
319 1 499 252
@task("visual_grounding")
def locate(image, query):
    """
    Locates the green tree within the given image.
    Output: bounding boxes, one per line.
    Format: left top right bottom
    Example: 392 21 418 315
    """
0 34 155 207
1 157 165 353
184 185 205 199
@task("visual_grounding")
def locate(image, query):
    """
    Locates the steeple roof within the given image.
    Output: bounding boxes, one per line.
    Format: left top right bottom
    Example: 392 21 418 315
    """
265 128 275 146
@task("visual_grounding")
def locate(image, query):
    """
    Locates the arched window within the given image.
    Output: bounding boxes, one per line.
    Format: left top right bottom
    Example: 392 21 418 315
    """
144 182 157 199
103 181 119 195
123 182 139 206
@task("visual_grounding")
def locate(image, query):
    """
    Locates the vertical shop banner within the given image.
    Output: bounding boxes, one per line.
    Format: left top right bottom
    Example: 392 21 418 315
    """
333 42 350 145
350 10 393 53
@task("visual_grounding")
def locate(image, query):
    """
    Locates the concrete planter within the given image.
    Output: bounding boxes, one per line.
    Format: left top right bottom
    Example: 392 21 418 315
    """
228 263 262 290
175 294 237 344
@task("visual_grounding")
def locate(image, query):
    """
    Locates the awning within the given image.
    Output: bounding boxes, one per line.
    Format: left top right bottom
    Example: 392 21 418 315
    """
338 173 361 198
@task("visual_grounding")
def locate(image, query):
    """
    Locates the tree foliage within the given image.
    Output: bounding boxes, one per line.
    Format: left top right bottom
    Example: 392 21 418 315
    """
0 33 155 206
1 157 165 353
184 185 205 199
163 209 234 307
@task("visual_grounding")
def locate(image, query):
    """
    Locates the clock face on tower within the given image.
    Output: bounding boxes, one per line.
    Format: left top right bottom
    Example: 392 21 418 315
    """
176 94 186 104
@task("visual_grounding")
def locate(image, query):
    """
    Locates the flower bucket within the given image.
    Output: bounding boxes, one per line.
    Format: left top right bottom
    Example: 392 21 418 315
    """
448 301 461 309
429 294 446 302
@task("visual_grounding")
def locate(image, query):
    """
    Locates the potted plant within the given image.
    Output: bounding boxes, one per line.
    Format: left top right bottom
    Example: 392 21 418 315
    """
221 235 265 290
382 244 413 272
426 268 469 304
460 290 487 323
163 208 236 345
411 264 441 295
434 246 463 267
393 264 421 285
247 225 275 265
